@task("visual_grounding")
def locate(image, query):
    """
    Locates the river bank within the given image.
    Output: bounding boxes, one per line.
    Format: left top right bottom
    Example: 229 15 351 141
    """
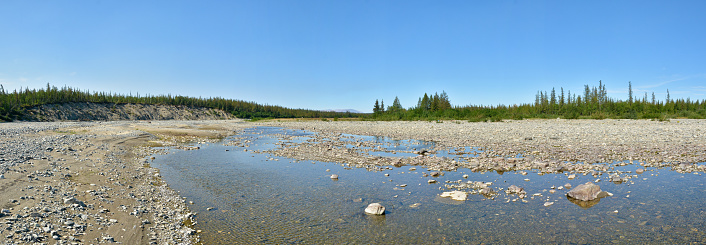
0 120 248 244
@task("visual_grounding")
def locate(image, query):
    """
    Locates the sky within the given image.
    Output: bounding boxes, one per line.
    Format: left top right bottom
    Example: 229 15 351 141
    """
1 0 705 113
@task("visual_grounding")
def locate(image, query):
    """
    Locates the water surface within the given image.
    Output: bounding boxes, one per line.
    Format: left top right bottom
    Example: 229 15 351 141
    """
151 127 706 244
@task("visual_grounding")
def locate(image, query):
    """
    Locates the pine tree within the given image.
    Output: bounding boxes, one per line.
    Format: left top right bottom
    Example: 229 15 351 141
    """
421 93 430 111
391 96 403 112
628 81 633 104
439 91 451 110
373 99 380 114
431 93 440 111
651 92 656 105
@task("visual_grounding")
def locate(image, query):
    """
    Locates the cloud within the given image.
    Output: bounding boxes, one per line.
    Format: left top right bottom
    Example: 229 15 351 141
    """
637 77 687 89
692 86 706 92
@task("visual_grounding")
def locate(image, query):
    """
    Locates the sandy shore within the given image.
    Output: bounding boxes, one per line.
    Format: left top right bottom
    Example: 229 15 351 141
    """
1 119 704 244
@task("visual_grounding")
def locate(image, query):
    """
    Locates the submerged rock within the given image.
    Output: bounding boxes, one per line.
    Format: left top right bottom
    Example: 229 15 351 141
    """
440 190 468 201
507 185 523 194
480 187 495 196
566 195 602 209
364 203 385 215
330 174 338 180
566 182 609 201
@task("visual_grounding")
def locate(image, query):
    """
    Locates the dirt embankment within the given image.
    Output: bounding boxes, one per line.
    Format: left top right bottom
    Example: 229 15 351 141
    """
21 103 234 122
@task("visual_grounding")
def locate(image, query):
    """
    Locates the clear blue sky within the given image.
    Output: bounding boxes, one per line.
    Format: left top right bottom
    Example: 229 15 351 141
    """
2 1 705 113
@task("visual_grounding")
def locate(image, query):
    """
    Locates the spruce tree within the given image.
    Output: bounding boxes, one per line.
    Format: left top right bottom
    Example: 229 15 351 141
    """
391 96 403 112
628 81 633 104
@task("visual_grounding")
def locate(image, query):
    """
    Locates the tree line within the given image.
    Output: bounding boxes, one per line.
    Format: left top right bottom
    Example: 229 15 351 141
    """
371 81 706 121
0 84 358 121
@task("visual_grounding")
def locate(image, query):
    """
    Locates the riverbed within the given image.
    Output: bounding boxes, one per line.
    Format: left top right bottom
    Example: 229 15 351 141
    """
152 126 706 244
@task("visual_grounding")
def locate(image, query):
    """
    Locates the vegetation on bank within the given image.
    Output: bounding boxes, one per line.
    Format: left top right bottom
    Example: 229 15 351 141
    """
370 81 706 121
2 81 705 122
0 84 358 121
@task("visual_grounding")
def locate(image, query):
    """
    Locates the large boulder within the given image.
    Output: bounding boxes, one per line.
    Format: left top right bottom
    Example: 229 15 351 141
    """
566 182 610 201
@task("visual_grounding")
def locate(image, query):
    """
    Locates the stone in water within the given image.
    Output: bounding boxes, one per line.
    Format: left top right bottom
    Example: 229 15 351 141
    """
365 203 385 215
440 191 468 201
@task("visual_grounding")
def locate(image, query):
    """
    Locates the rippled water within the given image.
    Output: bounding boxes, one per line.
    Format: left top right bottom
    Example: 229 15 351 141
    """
150 127 706 244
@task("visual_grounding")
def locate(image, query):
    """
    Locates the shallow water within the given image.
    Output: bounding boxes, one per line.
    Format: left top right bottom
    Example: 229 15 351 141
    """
151 127 706 244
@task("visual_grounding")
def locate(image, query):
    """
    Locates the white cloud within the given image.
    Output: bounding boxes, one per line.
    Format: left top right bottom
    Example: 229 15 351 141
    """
637 77 686 89
692 86 706 92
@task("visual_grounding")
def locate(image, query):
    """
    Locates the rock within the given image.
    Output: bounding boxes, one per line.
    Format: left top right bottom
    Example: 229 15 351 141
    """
544 202 554 207
428 179 437 184
430 171 441 177
507 185 523 194
564 183 572 189
568 174 576 179
409 167 416 171
566 182 610 201
480 187 494 196
440 191 468 201
364 203 385 215
567 195 602 209
635 168 645 174
462 174 469 178
330 174 338 179
63 197 86 207
102 236 115 242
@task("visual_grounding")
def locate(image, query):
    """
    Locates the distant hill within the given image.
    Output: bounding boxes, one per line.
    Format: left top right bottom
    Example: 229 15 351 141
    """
323 109 364 113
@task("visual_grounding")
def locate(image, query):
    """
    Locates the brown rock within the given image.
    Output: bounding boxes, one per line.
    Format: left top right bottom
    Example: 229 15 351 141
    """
566 182 608 201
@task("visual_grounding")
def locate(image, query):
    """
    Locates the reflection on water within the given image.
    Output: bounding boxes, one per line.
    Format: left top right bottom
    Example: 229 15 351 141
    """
567 196 602 209
150 127 706 244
